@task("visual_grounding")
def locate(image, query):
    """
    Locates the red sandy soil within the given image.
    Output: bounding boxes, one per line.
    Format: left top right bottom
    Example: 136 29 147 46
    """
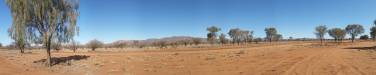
1 41 376 75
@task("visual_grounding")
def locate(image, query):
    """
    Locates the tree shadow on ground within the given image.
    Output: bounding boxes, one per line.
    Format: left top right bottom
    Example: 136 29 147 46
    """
33 55 90 66
343 46 376 51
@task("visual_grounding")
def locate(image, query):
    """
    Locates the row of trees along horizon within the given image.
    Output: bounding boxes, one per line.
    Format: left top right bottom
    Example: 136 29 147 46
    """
2 0 376 67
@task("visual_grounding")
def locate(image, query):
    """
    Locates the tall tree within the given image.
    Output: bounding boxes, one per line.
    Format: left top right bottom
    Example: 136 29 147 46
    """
206 26 221 44
328 28 346 43
228 28 242 44
265 27 277 42
315 25 327 44
345 24 364 42
6 0 79 66
370 26 376 41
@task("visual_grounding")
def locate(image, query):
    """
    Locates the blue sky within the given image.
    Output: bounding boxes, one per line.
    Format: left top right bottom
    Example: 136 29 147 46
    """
1 0 376 45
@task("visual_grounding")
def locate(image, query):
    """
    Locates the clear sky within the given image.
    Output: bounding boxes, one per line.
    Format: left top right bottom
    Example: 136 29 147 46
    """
1 0 376 45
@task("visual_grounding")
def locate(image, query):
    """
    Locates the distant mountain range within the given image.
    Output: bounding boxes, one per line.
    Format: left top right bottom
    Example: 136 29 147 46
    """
111 36 205 45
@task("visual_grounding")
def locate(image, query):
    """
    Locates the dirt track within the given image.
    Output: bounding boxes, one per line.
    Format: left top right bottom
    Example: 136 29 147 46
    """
1 41 376 75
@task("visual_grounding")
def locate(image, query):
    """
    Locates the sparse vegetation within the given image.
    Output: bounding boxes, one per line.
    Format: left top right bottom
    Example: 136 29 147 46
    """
192 38 202 46
68 40 80 52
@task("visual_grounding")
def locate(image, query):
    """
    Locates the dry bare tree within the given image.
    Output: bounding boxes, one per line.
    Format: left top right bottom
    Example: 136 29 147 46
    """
315 25 327 44
328 28 346 43
265 27 278 43
207 26 221 44
219 33 228 45
345 24 364 43
69 40 79 52
6 0 79 66
87 39 104 51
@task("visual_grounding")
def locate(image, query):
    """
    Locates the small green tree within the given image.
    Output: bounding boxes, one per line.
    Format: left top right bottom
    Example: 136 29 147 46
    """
265 27 278 43
345 24 364 42
87 39 104 51
328 28 346 43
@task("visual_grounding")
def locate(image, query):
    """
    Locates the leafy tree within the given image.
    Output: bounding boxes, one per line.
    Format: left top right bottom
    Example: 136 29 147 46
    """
265 27 278 42
359 35 369 40
206 26 221 44
328 28 346 43
219 33 228 44
370 26 376 41
87 39 104 51
315 25 327 44
246 31 254 43
345 24 364 42
6 0 79 66
228 28 241 44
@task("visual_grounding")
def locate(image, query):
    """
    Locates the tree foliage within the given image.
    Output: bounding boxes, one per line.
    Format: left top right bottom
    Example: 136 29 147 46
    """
328 28 346 43
87 39 104 51
219 33 228 44
359 35 369 40
345 24 364 42
206 26 221 44
228 28 253 44
265 27 278 42
371 26 376 41
6 0 79 66
315 25 327 44
192 38 202 46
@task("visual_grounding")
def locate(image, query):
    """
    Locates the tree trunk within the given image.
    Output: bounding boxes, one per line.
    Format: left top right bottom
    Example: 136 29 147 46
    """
351 36 355 43
20 48 24 53
320 38 323 45
46 42 52 67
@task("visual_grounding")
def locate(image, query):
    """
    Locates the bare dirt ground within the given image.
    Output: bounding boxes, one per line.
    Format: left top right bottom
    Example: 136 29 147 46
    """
1 41 376 75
